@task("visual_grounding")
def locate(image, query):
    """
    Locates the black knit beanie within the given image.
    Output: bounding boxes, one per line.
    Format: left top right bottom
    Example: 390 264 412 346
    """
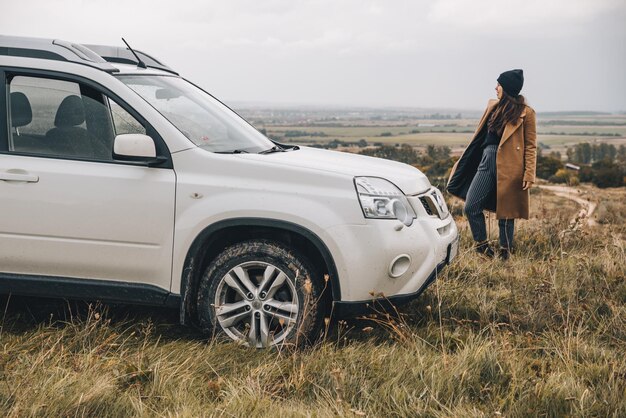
497 69 524 97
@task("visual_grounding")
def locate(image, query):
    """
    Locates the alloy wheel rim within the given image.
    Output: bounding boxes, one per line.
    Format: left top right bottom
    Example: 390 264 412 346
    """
214 261 299 348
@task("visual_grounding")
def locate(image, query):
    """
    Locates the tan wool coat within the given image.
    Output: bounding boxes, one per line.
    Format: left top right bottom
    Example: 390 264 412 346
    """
447 99 537 219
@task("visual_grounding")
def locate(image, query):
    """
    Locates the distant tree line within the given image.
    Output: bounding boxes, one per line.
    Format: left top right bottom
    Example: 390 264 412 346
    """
369 113 464 120
536 143 626 188
419 113 463 120
566 143 624 164
359 144 454 183
283 130 328 138
541 131 621 137
359 141 625 189
539 120 625 126
311 139 369 149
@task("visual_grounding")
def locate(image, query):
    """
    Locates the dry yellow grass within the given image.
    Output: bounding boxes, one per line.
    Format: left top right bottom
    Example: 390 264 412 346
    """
1 187 624 417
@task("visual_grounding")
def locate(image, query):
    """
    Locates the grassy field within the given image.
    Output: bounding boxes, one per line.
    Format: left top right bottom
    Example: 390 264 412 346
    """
1 186 624 417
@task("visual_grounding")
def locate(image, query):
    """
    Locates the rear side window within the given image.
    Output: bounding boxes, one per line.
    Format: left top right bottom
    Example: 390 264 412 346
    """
7 75 144 161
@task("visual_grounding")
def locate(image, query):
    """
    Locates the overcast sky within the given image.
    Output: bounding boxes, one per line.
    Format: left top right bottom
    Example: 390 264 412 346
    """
2 0 625 112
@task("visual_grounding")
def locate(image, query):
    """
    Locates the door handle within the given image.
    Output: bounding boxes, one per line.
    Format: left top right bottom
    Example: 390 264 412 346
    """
0 170 39 183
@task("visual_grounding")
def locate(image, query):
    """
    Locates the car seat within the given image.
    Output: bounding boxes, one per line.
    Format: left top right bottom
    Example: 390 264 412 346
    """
10 92 32 131
45 95 108 159
9 91 52 154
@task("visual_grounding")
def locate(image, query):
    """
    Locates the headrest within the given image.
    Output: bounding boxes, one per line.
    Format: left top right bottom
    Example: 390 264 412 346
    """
10 92 32 127
54 95 86 127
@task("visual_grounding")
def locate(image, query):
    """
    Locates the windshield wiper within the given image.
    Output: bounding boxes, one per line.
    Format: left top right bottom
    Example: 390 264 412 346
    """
215 149 249 154
259 145 285 154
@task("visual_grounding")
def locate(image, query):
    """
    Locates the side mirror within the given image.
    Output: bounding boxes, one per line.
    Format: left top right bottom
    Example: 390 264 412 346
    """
114 133 156 159
113 134 167 166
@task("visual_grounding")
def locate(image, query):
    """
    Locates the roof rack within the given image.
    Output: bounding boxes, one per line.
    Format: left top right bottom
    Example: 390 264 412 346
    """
0 35 120 73
0 35 178 75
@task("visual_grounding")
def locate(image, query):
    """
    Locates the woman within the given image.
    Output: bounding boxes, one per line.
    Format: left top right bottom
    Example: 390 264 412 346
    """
447 69 537 260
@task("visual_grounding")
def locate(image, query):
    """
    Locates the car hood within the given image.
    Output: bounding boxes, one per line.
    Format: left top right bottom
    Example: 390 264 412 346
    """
243 146 432 195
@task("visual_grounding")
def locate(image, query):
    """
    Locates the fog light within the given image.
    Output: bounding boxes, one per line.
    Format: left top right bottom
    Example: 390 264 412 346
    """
388 254 411 278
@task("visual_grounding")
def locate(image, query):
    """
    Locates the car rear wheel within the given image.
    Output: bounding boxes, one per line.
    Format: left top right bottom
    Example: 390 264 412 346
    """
197 240 327 348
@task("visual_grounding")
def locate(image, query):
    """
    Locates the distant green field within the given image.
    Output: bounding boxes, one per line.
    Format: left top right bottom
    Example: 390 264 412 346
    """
265 113 626 154
269 128 470 146
538 125 626 136
270 124 626 138
268 130 625 152
277 133 624 151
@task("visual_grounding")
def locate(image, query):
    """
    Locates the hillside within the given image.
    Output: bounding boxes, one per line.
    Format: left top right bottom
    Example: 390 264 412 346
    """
1 186 624 417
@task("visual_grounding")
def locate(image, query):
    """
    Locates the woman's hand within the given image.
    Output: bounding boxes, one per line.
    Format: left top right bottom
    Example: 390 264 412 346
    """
522 181 533 190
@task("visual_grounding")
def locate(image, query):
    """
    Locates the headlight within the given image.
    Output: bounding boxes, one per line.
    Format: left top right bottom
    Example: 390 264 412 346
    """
354 177 416 226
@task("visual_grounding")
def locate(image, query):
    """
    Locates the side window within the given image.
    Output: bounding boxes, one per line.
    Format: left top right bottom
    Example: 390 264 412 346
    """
7 75 144 162
9 77 83 138
109 98 146 136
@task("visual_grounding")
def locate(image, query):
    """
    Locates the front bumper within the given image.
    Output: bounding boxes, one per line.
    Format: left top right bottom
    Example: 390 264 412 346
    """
323 200 458 296
332 237 457 318
325 183 459 317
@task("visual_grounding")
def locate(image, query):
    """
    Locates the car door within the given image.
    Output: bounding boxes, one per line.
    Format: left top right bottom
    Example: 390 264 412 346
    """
0 70 176 292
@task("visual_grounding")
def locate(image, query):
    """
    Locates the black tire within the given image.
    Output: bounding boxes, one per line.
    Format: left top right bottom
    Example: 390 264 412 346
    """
197 239 328 348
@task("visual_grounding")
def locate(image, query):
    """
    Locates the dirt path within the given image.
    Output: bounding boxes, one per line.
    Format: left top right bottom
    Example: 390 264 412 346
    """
537 185 597 226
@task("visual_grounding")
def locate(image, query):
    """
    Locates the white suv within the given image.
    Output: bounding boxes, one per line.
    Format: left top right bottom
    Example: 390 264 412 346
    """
0 36 458 347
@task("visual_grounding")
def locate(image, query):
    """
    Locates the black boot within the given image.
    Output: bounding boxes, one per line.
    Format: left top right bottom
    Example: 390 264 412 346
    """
499 247 511 261
475 241 495 258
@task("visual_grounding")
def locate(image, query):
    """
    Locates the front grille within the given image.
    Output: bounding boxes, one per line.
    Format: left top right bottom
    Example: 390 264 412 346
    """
415 189 449 219
419 196 434 215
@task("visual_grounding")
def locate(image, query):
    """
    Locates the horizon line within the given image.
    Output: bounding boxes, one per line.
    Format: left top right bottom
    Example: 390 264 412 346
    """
225 100 626 115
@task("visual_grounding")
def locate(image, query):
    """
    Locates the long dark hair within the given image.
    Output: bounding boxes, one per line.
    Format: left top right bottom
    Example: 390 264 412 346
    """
488 91 526 134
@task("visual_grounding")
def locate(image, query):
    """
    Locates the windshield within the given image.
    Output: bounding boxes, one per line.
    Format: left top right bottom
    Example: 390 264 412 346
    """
117 75 274 153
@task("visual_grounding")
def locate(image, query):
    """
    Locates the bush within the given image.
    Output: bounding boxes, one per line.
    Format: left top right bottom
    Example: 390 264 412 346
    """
591 160 624 188
548 169 579 186
550 169 571 184
421 157 456 179
359 144 419 164
536 154 563 179
579 166 593 182
595 201 626 224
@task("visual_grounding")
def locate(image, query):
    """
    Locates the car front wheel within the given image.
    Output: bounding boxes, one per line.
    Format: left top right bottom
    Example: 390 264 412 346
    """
197 240 327 348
